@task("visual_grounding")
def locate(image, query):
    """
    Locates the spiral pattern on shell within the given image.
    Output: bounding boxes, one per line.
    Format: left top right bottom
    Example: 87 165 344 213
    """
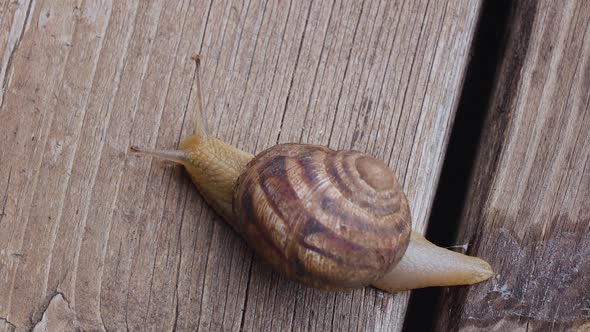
233 144 411 289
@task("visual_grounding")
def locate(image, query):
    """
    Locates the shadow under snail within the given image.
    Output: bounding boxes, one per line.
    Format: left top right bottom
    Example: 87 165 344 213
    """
130 55 493 292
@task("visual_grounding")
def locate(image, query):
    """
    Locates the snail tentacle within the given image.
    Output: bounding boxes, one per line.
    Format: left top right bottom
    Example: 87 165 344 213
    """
191 53 209 140
129 146 190 166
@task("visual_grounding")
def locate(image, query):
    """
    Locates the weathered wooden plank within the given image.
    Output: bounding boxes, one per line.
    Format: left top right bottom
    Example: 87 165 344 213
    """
0 0 482 331
0 0 33 106
435 1 590 331
0 0 90 327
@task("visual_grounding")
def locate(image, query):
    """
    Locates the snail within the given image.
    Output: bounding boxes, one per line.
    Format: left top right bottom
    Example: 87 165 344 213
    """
130 55 493 292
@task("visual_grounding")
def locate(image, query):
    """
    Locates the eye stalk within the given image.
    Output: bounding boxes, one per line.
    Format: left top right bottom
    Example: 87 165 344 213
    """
191 54 209 140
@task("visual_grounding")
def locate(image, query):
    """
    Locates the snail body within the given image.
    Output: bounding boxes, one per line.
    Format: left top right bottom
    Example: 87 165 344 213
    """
130 55 493 292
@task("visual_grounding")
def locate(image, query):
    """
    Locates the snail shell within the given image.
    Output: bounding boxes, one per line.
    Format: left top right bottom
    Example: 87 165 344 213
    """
233 144 411 289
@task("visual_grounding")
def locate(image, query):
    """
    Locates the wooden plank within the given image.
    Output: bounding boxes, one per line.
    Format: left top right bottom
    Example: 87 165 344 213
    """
0 0 33 106
0 0 482 331
435 1 590 331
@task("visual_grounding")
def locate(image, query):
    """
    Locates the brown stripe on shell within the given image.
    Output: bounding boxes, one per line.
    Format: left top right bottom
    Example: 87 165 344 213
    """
291 150 317 189
284 152 410 280
324 152 353 198
297 217 390 270
248 153 321 279
256 155 299 242
317 194 405 235
233 155 300 274
289 152 408 247
236 174 289 261
294 218 399 288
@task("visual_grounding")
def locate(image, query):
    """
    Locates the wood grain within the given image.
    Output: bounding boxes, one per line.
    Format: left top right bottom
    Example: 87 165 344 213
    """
0 0 482 330
435 1 590 331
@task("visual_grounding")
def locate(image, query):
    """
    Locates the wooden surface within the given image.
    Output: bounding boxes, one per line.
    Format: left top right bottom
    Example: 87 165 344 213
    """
0 0 483 331
435 1 590 331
